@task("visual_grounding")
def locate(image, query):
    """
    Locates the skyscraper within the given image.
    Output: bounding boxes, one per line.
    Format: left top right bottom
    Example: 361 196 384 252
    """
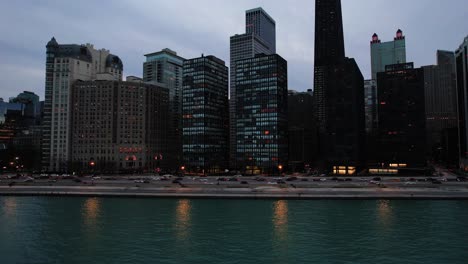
245 8 276 53
235 54 288 174
182 55 229 174
423 51 457 157
456 36 468 170
143 49 185 169
43 37 123 172
376 63 426 170
230 8 276 169
370 30 407 80
314 0 345 66
314 0 366 175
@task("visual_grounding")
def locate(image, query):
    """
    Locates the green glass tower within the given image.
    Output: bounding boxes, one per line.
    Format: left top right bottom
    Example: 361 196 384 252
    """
370 30 407 80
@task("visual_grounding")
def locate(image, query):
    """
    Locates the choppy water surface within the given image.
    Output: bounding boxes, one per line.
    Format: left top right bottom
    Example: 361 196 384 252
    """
1 197 467 264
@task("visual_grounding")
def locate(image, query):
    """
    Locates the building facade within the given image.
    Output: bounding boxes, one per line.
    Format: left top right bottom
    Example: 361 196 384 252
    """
43 37 123 172
376 63 426 170
456 36 468 170
364 80 378 134
143 49 185 169
182 55 229 174
288 90 317 172
71 80 169 173
230 8 276 169
314 0 365 175
235 54 288 174
370 30 407 80
423 51 458 162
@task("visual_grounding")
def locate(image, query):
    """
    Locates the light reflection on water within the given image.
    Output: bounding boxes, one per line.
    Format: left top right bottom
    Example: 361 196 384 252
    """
2 197 17 218
273 200 288 241
175 199 192 241
377 200 393 229
82 198 101 233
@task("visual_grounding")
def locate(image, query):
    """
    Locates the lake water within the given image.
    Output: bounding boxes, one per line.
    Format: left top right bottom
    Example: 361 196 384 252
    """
0 197 467 264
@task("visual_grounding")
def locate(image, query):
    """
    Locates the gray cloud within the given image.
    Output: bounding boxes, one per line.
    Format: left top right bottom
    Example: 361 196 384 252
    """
0 0 467 100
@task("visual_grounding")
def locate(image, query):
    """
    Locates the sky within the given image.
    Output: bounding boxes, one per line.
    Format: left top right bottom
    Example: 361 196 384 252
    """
0 0 467 101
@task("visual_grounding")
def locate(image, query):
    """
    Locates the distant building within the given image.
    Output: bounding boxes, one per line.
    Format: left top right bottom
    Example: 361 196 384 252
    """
370 30 407 80
422 51 458 164
230 8 276 169
182 55 229 173
126 76 142 82
144 49 185 169
235 54 288 174
376 63 426 170
43 37 123 172
71 80 169 173
0 97 42 171
314 0 366 175
245 7 276 53
288 89 317 171
456 36 468 170
9 91 41 119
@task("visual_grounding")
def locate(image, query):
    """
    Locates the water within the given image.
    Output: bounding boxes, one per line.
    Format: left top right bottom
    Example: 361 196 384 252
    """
0 197 467 264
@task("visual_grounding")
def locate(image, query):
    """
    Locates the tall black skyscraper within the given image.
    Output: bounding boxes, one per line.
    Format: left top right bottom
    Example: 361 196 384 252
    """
314 0 365 175
314 0 345 66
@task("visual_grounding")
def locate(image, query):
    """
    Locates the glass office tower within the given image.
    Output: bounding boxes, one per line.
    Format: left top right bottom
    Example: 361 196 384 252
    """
182 55 229 174
235 54 288 174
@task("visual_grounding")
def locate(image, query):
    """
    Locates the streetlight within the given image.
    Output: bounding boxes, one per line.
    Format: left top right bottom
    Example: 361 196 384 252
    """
89 158 96 175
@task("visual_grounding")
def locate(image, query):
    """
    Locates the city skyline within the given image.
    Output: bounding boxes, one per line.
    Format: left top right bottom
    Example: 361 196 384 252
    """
0 0 467 100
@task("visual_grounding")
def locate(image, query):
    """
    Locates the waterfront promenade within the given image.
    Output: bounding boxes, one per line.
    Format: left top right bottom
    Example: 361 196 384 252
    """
1 175 468 199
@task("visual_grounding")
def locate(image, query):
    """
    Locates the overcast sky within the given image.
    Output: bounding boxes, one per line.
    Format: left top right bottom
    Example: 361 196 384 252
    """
0 0 467 100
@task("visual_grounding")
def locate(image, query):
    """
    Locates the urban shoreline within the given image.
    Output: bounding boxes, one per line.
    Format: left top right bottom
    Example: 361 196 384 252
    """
2 185 468 200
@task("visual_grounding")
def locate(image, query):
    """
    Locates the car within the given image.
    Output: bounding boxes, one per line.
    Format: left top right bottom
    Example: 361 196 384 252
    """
286 177 298 182
73 178 82 183
48 179 57 183
320 178 327 182
432 180 442 184
331 177 339 181
23 177 34 183
172 180 181 184
345 178 353 182
277 180 286 184
92 176 101 180
301 178 309 182
217 177 227 181
373 177 382 181
134 180 145 183
241 181 248 184
255 177 266 182
228 178 238 182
